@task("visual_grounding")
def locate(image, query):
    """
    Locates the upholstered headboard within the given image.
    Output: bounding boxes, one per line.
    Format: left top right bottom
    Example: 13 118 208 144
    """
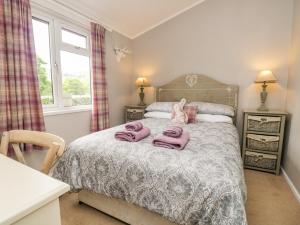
155 74 239 122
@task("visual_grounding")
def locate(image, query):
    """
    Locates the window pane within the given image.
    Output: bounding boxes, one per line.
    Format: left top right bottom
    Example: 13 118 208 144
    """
61 51 91 106
62 29 87 48
32 18 54 105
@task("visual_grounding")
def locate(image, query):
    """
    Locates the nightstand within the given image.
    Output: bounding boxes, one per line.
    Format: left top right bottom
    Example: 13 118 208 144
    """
242 110 288 175
124 105 147 123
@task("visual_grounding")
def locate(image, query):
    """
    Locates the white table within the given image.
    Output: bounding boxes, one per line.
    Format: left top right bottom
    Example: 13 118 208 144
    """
0 154 70 225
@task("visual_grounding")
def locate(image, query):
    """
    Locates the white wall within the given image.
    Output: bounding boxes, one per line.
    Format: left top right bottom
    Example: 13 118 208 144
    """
45 31 133 143
106 31 134 127
132 0 294 130
44 111 91 144
284 0 300 193
41 0 295 144
34 0 300 195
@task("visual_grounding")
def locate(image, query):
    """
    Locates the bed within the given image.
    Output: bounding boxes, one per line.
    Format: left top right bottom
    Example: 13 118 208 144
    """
52 74 247 225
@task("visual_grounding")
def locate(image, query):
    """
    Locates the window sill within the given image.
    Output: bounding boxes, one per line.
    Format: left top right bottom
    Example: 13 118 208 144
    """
43 106 92 117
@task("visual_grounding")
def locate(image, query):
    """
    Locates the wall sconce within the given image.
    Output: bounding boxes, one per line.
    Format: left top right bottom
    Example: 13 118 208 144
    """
114 47 131 62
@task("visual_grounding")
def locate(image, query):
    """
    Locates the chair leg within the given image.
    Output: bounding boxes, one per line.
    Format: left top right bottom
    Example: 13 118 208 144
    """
41 143 60 174
12 143 27 164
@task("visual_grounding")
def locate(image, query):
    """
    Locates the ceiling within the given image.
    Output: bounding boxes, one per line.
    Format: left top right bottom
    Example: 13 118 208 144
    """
53 0 206 39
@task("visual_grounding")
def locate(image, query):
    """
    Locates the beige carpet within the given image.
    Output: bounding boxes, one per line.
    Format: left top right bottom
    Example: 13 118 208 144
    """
60 169 300 225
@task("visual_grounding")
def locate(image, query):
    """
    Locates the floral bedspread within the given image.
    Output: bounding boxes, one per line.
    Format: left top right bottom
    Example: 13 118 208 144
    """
52 118 247 225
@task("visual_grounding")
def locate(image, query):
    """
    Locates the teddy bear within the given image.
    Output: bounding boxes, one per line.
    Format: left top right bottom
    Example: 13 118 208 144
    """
171 98 188 124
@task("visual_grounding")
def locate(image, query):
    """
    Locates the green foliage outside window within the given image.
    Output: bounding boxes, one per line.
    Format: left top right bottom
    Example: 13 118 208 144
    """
37 55 91 106
63 78 89 95
37 57 53 99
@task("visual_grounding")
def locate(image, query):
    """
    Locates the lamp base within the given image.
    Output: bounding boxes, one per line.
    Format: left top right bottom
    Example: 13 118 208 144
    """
257 83 269 111
138 102 146 106
257 105 269 111
138 87 146 106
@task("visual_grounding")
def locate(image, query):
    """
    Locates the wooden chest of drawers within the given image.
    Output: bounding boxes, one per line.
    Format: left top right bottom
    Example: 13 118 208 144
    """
242 110 288 175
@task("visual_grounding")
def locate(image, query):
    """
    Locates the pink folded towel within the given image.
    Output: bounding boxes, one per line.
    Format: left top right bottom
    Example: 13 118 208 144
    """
115 127 150 142
125 121 143 131
163 126 183 138
152 130 190 150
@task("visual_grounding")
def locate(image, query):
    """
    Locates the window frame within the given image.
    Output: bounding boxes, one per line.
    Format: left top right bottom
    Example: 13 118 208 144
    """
32 10 92 114
32 14 58 109
61 27 89 51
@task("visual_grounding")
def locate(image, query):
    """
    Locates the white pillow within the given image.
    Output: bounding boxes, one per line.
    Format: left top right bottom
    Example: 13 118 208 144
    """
144 112 172 119
146 102 175 113
144 112 232 123
196 114 233 124
189 102 235 116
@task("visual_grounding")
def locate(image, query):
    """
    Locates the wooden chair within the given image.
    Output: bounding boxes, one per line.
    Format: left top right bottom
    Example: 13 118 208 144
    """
0 130 65 174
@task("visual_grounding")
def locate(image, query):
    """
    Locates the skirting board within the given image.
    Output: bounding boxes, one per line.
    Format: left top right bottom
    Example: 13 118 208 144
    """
281 168 300 204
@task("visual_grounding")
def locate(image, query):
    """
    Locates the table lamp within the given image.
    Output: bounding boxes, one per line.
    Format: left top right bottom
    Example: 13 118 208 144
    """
135 77 151 106
255 70 277 111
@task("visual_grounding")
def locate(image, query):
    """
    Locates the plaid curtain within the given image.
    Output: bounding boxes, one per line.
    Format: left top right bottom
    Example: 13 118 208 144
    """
0 0 45 134
90 22 109 132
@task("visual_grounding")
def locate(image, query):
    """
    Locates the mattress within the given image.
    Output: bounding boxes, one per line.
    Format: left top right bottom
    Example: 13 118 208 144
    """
52 118 247 225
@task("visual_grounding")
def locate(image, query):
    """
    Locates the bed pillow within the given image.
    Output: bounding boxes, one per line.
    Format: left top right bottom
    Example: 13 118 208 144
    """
146 102 175 113
144 111 172 119
190 102 235 117
196 114 233 124
183 105 198 123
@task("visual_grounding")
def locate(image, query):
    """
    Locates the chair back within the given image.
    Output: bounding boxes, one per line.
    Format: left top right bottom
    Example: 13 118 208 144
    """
0 130 65 174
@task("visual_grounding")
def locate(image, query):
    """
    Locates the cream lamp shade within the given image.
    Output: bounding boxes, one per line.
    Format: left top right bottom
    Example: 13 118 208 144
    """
255 70 277 83
135 77 151 87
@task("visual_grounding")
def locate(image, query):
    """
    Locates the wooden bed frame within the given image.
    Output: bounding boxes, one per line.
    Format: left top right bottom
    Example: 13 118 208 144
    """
78 74 239 225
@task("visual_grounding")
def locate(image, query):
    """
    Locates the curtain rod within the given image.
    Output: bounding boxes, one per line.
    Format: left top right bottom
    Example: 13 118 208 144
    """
51 0 113 32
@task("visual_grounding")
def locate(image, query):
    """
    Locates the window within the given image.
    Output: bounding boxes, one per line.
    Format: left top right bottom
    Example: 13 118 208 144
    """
32 13 91 111
61 51 91 106
62 29 87 49
32 18 54 105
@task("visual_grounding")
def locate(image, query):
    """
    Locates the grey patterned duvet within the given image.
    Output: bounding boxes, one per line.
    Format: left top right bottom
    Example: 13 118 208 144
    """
52 118 247 225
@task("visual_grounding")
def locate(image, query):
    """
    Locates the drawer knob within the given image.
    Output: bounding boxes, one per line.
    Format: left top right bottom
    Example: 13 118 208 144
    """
254 155 264 162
